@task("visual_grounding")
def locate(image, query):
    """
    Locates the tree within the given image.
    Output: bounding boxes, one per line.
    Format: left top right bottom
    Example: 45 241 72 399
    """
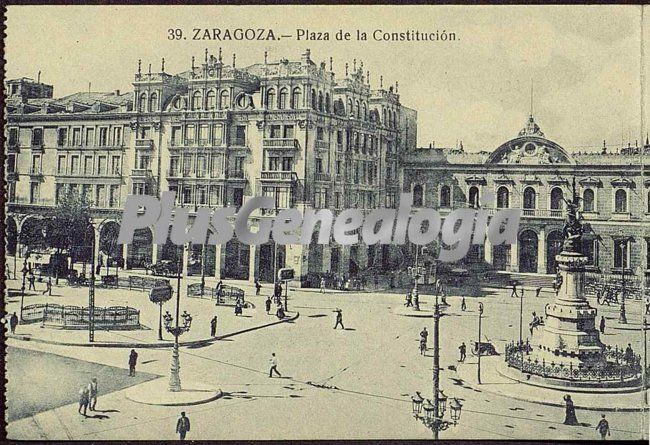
46 190 92 266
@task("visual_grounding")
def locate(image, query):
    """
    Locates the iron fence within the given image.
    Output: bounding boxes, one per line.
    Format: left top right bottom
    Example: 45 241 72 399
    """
504 342 642 382
186 283 245 305
21 303 140 329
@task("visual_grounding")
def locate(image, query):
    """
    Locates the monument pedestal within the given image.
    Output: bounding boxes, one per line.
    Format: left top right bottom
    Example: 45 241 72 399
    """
537 251 605 368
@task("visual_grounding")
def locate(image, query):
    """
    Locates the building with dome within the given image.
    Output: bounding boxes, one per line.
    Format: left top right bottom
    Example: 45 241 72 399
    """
402 115 650 284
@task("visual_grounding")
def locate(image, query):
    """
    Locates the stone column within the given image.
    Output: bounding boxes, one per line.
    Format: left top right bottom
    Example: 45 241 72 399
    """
322 245 332 273
213 245 222 279
152 244 160 264
182 244 189 277
248 244 259 283
509 239 519 272
537 228 546 274
484 237 493 265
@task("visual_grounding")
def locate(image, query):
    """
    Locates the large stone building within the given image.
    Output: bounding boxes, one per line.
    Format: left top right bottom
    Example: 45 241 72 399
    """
401 115 650 282
5 50 416 284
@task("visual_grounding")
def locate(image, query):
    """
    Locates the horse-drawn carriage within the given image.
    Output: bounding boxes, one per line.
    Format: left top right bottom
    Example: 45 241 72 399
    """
472 340 499 356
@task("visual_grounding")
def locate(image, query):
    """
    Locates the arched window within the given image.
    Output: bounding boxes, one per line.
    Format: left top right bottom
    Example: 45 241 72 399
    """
355 100 360 119
440 185 451 208
219 90 229 109
497 186 509 208
191 91 202 110
468 186 480 208
615 189 627 213
523 187 536 213
382 109 387 125
318 92 324 112
149 93 158 112
362 102 368 121
647 190 650 213
206 90 216 110
550 187 564 212
325 93 331 113
138 93 147 112
291 87 302 109
583 189 595 212
348 98 353 117
278 88 288 110
311 89 317 110
266 88 276 110
413 184 424 207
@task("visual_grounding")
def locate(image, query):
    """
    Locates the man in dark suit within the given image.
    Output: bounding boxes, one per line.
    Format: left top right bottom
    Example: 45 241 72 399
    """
176 411 190 440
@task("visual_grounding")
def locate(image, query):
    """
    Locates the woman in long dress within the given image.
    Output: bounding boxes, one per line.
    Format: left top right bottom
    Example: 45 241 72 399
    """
563 395 579 425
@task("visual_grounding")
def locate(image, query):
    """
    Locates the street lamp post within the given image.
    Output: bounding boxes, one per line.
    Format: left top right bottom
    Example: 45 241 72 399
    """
19 259 28 322
165 244 192 392
477 302 484 384
519 287 525 366
411 291 463 438
88 224 96 342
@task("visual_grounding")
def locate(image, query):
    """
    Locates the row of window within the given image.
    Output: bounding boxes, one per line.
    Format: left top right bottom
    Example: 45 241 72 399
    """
412 184 636 214
56 154 122 176
54 183 121 208
8 126 125 148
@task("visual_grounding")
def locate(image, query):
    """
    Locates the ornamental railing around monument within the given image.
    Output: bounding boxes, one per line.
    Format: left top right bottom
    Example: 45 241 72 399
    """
20 303 140 329
504 342 642 382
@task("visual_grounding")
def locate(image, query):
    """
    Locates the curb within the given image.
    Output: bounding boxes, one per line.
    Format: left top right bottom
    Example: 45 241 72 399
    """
455 362 648 413
7 312 300 349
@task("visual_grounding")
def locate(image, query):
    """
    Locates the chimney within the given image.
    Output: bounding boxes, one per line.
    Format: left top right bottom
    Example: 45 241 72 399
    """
115 89 120 96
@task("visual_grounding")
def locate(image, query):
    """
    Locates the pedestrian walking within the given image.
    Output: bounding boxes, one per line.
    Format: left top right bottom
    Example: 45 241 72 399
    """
269 352 281 377
563 395 579 425
419 327 428 355
333 308 344 329
176 411 191 441
535 286 542 298
596 414 610 440
28 270 36 291
405 291 412 307
88 378 98 411
459 342 467 362
255 279 262 296
234 300 243 316
78 385 90 416
265 296 272 314
9 312 18 334
461 296 467 312
599 316 606 334
42 276 52 295
320 277 326 293
210 315 218 337
510 282 518 298
128 349 138 376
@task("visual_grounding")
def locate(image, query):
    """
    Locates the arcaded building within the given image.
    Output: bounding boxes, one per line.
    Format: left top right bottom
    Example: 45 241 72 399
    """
5 49 417 284
401 115 650 282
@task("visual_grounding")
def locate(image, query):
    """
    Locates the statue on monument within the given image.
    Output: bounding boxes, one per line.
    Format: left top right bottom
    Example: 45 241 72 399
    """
562 178 584 253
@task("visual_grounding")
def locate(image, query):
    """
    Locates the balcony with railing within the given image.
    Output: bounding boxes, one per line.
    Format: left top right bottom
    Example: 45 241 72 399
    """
131 168 153 178
135 139 154 149
229 170 247 180
314 172 331 182
181 110 229 121
262 138 299 150
260 171 297 182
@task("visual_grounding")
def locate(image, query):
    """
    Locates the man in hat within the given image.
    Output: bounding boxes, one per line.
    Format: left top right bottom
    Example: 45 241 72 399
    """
334 308 344 329
210 315 218 337
596 414 610 440
128 349 138 376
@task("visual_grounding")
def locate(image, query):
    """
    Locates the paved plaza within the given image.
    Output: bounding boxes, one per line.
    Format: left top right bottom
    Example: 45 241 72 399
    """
4 273 648 440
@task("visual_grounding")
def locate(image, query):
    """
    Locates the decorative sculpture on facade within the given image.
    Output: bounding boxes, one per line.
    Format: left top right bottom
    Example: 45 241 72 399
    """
561 178 584 253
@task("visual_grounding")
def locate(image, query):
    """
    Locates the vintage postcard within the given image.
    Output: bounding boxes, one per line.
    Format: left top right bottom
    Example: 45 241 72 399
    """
3 4 649 441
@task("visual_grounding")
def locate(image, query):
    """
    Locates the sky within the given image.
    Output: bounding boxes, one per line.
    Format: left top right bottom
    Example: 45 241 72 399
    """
5 5 649 153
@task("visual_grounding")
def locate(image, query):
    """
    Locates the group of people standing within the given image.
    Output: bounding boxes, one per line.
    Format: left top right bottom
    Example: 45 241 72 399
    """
78 378 99 416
